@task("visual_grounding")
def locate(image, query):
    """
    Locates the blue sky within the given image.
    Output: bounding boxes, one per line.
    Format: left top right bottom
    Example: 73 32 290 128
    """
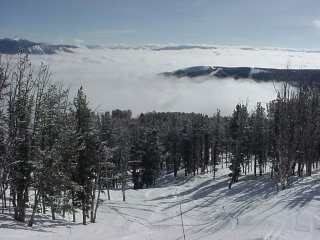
1 0 320 48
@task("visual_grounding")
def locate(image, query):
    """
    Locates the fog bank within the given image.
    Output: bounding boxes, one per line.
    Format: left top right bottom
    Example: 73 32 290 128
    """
30 46 320 116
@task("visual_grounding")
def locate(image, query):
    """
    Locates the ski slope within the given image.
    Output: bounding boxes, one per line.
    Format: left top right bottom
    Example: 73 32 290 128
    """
1 167 319 240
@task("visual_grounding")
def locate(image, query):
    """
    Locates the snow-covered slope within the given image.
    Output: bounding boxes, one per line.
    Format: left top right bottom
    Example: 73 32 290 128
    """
0 38 78 54
1 167 319 240
163 66 320 88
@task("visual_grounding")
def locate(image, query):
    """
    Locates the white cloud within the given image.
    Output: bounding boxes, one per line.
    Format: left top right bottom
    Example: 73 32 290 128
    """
54 38 66 44
28 46 320 116
73 39 85 46
314 19 320 29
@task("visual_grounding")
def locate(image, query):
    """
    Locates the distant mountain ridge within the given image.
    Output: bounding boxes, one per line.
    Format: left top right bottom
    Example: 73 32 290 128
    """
0 38 78 54
162 66 320 87
2 38 320 54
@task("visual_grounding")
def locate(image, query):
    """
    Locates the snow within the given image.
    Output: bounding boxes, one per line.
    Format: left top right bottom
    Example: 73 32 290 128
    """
13 36 25 41
30 45 44 54
1 166 319 240
250 68 269 75
176 66 214 74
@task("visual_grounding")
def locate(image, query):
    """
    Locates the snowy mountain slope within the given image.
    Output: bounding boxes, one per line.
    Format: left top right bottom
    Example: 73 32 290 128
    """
153 45 218 51
162 66 320 88
0 38 78 54
1 167 319 240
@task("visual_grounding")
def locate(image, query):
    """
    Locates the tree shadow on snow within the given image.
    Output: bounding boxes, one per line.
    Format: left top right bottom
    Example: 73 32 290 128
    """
156 172 198 188
152 173 281 239
284 174 320 209
0 212 76 233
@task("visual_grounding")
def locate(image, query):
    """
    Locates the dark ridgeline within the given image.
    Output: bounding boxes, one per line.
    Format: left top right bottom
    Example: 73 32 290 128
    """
0 38 77 54
163 66 320 88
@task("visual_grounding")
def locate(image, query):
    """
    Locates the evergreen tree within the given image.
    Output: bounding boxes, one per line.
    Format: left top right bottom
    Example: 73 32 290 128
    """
58 111 78 221
212 109 221 179
142 128 160 188
167 122 180 177
251 102 267 177
181 124 191 176
8 52 34 222
118 123 130 201
0 56 10 208
129 122 145 189
228 104 249 189
73 86 99 225
28 71 69 226
203 115 210 174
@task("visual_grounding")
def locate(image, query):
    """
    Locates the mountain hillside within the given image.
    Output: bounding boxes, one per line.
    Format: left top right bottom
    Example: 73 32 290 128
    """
163 66 320 87
0 38 78 54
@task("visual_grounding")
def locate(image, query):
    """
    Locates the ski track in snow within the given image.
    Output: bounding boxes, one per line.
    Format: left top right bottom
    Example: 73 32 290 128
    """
1 168 320 240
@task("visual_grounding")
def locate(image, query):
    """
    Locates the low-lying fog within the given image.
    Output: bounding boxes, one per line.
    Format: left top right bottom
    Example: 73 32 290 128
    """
31 46 320 116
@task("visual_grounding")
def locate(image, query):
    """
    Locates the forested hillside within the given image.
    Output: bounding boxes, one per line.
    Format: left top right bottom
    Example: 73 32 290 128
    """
0 52 320 230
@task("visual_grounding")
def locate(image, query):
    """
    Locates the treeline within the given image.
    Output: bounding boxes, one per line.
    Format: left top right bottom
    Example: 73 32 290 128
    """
1 53 320 227
0 53 102 226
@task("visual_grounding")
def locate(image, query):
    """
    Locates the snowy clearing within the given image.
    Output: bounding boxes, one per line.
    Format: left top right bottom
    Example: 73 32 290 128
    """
1 167 319 240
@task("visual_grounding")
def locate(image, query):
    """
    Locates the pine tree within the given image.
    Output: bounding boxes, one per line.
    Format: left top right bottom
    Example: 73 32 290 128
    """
8 52 34 222
58 111 78 221
212 109 221 179
0 56 10 211
142 128 160 188
203 115 210 174
181 124 191 176
118 123 130 201
73 86 99 225
129 122 145 189
167 122 180 177
28 82 71 226
228 104 249 189
251 102 267 177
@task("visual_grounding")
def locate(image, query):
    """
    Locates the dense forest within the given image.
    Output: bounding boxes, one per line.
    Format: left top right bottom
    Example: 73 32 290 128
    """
0 52 320 227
